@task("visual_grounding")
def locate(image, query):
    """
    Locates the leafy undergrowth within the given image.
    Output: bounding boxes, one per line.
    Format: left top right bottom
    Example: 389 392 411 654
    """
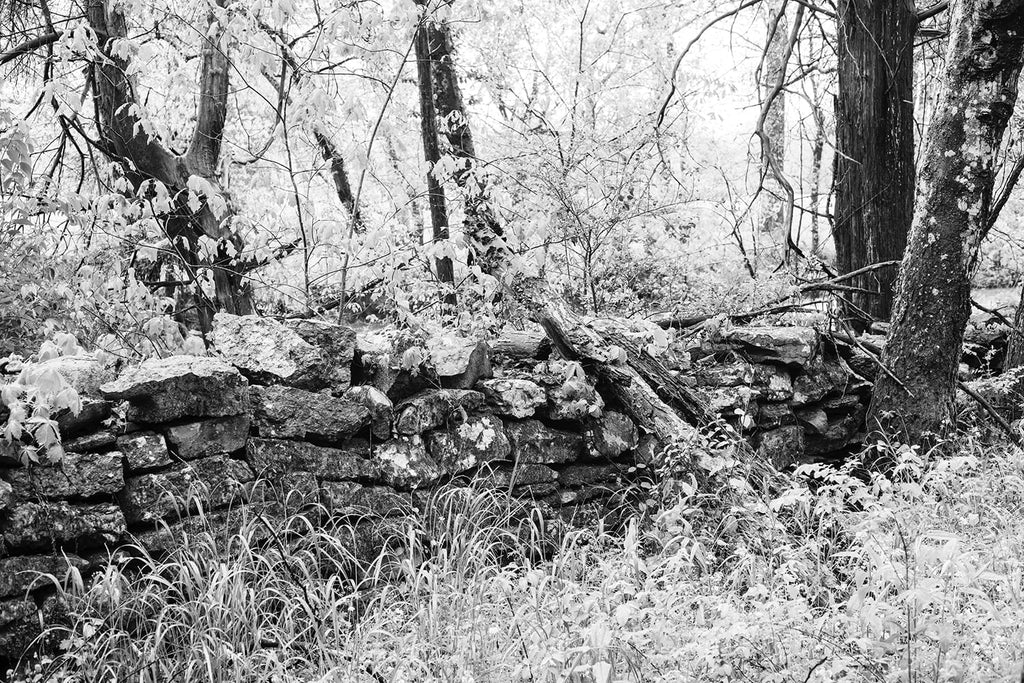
10 434 1024 682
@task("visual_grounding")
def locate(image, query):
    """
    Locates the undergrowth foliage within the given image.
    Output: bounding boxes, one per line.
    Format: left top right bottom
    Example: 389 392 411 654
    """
8 433 1024 682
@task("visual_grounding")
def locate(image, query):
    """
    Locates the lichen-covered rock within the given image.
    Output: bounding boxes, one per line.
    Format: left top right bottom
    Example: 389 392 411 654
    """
480 378 546 418
165 415 250 460
2 451 123 499
752 364 793 401
429 336 492 389
212 313 355 391
0 554 90 598
36 354 115 397
354 328 433 401
101 356 249 423
0 479 11 511
372 436 443 489
584 411 638 458
117 431 171 471
505 420 583 464
119 455 254 524
57 398 112 438
557 464 620 488
343 385 393 440
701 385 758 414
533 361 604 420
1 501 125 550
708 326 819 366
792 355 851 405
427 415 511 474
319 482 410 516
247 438 378 481
394 389 484 435
250 385 369 442
755 426 804 469
0 597 34 633
64 430 116 453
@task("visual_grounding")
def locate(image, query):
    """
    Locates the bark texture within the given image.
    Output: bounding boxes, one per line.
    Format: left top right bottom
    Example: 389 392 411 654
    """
414 18 455 291
425 20 508 275
867 0 1024 451
88 0 253 329
757 2 788 271
834 0 916 324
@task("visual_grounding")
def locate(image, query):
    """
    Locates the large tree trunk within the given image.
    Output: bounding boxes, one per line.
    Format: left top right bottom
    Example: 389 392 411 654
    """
833 0 916 325
88 0 253 330
867 0 1024 451
425 19 508 276
413 17 456 295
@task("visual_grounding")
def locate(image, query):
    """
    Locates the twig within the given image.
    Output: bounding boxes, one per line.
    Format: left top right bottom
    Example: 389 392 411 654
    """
957 380 1022 446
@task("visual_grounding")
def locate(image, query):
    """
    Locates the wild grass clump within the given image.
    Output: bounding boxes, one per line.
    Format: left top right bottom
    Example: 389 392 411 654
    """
11 431 1024 682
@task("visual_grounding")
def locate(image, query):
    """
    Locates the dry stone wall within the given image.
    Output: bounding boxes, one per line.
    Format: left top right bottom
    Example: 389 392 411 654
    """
0 316 871 661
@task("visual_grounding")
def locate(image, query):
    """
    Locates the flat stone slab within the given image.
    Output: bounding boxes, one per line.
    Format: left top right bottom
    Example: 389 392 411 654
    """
117 431 172 471
372 436 443 490
505 420 584 464
250 385 369 442
394 389 484 435
427 415 511 474
165 415 250 460
1 501 125 550
0 554 90 598
119 455 254 524
101 356 249 423
247 438 378 481
2 451 124 499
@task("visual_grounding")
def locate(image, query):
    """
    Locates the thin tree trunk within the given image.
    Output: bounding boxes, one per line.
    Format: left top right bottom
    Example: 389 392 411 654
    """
868 0 1024 452
809 104 825 257
413 18 456 295
757 2 788 272
1005 289 1024 367
834 0 916 325
425 19 508 276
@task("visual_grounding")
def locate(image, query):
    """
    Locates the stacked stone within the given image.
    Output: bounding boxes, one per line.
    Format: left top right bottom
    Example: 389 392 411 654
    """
0 354 124 655
692 326 872 467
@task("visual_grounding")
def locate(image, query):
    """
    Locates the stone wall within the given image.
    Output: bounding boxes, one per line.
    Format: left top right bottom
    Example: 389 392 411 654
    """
0 315 871 661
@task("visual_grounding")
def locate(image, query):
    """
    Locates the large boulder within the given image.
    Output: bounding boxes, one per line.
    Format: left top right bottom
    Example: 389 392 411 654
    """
1 451 123 499
212 313 355 391
480 378 546 418
427 415 511 474
247 438 378 481
429 336 492 389
119 455 254 524
372 436 443 489
505 420 584 464
101 356 249 424
164 415 250 460
706 326 818 366
117 431 172 471
250 385 369 442
394 389 484 435
1 501 125 550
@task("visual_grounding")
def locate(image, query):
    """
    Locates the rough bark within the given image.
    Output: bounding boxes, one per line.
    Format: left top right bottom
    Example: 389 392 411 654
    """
425 20 508 276
413 19 456 293
867 0 1024 451
834 0 916 324
757 2 788 272
88 0 252 329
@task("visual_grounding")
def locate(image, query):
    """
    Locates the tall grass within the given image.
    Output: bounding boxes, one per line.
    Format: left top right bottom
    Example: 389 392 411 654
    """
10 432 1024 682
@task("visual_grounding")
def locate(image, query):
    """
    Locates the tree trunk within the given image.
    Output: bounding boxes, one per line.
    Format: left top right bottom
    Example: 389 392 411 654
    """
757 2 788 272
867 0 1024 452
88 0 253 329
833 0 916 325
413 19 456 294
1005 290 1024 367
425 19 508 276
